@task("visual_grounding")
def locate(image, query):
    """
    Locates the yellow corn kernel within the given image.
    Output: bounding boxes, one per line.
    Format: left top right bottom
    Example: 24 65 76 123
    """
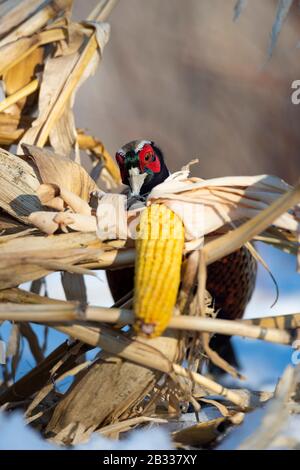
134 203 185 337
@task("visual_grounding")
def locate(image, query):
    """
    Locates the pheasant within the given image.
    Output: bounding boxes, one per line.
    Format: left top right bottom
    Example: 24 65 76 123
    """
107 140 257 362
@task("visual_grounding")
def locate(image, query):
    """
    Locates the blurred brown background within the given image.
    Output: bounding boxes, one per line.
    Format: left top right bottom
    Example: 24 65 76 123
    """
73 0 300 183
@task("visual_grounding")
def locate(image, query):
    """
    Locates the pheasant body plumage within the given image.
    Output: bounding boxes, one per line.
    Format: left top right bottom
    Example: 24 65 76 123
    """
107 140 257 351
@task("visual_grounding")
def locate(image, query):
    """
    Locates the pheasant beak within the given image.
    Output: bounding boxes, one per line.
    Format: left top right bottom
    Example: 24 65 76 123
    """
128 167 147 196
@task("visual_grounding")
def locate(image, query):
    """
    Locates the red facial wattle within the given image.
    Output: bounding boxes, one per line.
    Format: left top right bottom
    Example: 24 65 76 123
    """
138 144 161 174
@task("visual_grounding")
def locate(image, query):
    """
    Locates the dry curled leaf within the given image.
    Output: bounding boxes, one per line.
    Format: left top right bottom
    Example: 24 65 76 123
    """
172 417 226 447
0 146 42 222
22 144 99 201
28 211 97 235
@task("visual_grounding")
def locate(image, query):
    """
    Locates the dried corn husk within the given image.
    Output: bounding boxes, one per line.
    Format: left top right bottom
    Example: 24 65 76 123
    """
0 112 32 145
28 211 97 234
77 131 121 188
18 21 110 156
37 184 92 214
22 144 99 200
172 417 226 447
148 171 298 239
0 1 120 190
0 0 72 48
0 147 42 222
0 0 299 448
0 28 66 76
0 1 50 40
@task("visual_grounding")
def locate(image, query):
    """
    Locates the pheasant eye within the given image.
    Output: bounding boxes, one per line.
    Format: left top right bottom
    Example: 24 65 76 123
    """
144 153 151 161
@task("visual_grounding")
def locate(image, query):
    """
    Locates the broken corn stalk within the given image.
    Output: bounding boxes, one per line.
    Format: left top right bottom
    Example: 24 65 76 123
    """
134 203 185 337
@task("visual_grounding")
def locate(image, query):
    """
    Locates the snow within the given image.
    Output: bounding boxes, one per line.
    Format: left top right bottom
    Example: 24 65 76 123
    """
22 270 114 307
0 411 172 450
217 406 267 449
78 428 172 451
217 401 300 450
0 244 299 449
0 412 55 450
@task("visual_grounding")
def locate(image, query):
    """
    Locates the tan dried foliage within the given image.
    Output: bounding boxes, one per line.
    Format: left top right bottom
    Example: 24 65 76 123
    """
0 0 299 450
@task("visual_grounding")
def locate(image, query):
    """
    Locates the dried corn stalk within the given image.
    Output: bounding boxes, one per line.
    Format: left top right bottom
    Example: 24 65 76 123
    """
0 0 300 448
0 0 120 189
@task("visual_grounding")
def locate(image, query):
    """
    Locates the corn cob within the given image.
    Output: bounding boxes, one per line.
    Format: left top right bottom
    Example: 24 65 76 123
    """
134 203 185 337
